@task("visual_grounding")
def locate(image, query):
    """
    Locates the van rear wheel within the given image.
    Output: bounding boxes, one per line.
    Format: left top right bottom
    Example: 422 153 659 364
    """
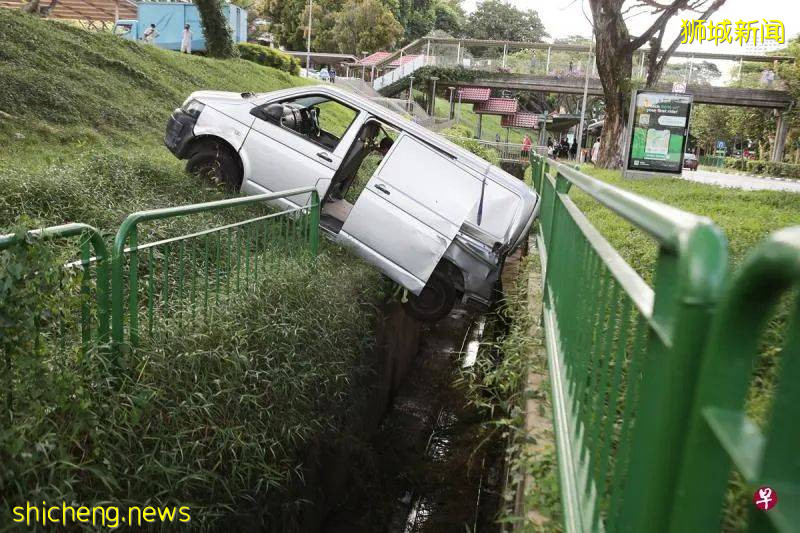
186 143 242 191
404 273 457 323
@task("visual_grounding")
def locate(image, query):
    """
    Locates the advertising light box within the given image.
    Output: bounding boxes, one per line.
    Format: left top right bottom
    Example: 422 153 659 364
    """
627 91 693 175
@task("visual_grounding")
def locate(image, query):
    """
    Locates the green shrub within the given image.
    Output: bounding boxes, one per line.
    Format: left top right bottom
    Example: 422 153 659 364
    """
441 125 501 164
719 157 800 178
237 43 301 75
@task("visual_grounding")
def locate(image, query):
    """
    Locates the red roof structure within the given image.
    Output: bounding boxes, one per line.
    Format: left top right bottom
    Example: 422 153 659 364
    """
354 52 420 67
473 98 518 115
0 0 135 21
501 113 540 128
457 87 491 103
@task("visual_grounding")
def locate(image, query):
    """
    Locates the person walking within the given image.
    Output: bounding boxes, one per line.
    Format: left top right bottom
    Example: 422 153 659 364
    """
495 133 501 143
591 139 601 164
329 67 336 83
142 23 158 45
570 138 578 160
522 134 532 159
180 24 192 54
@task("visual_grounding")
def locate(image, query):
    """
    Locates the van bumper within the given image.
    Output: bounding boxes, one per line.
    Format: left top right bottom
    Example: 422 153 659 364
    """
164 108 198 158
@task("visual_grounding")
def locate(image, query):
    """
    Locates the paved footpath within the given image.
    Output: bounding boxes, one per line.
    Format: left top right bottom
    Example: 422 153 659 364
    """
681 168 800 193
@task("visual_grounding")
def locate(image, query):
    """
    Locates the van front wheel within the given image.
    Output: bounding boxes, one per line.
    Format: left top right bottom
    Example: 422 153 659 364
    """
404 273 456 323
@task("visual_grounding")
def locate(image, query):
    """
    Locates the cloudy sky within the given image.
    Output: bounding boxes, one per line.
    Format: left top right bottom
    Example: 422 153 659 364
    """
461 0 799 54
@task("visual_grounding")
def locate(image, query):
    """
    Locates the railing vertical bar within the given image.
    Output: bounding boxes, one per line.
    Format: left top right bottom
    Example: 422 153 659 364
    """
215 231 221 307
606 314 649 530
128 227 139 347
80 237 91 354
177 240 185 322
161 241 169 323
147 246 155 337
189 240 197 320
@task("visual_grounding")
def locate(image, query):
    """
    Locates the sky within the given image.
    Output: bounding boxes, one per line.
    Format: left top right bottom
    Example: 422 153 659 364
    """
461 0 799 54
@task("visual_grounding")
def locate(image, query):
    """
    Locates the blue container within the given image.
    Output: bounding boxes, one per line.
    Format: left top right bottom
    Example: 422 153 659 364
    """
114 2 247 52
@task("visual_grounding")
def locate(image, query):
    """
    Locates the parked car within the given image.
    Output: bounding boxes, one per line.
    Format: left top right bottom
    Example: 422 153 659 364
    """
683 153 698 171
164 86 539 321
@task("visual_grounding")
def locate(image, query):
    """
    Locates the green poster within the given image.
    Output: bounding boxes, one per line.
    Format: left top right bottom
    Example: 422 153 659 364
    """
626 91 693 174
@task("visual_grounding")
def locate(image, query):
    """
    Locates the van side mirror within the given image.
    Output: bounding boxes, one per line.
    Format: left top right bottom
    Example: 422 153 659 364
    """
251 103 284 124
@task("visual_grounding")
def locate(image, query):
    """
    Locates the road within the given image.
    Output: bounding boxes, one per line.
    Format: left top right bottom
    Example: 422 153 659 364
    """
681 168 800 193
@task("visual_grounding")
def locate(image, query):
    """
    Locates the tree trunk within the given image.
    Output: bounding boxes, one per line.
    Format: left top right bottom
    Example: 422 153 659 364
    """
195 0 236 59
590 0 632 168
21 0 41 13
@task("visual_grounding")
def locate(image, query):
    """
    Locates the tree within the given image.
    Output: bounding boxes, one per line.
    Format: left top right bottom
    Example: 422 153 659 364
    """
263 0 307 50
466 0 547 42
196 0 236 58
433 0 465 36
587 0 726 168
333 0 404 55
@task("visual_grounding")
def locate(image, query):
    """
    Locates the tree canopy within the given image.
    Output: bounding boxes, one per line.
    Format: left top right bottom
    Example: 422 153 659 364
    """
465 0 547 42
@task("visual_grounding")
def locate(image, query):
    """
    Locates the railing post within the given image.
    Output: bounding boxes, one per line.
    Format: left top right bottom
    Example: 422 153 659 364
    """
309 190 320 257
546 46 551 75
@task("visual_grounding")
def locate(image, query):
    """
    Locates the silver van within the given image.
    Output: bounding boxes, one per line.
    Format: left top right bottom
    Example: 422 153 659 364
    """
165 85 539 321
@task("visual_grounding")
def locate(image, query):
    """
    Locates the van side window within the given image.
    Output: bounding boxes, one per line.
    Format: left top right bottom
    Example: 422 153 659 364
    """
262 95 358 152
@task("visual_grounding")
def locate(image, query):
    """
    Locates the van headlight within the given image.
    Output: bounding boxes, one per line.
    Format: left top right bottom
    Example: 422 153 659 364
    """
182 99 205 119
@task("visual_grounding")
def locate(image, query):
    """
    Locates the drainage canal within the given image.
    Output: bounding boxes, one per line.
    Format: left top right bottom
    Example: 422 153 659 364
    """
323 304 507 533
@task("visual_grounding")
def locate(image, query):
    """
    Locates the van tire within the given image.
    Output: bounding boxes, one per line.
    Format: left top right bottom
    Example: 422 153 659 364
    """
186 143 242 191
404 273 457 323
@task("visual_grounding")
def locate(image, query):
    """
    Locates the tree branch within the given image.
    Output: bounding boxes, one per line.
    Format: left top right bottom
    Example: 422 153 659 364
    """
645 0 726 86
627 0 690 51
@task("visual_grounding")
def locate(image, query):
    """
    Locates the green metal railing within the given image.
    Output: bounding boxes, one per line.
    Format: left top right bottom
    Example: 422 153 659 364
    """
530 154 729 531
0 223 110 354
110 187 320 350
1 187 320 362
670 227 800 533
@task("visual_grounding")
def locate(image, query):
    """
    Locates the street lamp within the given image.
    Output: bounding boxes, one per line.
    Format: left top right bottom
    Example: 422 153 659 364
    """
305 0 312 74
429 76 439 116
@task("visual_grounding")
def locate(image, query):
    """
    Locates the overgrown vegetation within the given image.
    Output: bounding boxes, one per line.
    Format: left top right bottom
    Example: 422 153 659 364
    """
459 255 561 531
0 9 388 527
699 157 800 179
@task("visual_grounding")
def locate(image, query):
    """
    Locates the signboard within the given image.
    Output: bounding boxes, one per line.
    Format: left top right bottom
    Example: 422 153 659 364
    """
716 140 726 150
626 90 693 175
672 82 687 93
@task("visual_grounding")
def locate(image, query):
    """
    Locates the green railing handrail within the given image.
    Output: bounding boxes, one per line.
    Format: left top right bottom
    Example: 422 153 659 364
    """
110 187 321 350
670 226 800 532
0 223 111 347
530 153 729 532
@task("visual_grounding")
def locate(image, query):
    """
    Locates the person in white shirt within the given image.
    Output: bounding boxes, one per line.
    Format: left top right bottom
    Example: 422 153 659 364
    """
181 24 192 54
142 23 158 44
591 139 601 164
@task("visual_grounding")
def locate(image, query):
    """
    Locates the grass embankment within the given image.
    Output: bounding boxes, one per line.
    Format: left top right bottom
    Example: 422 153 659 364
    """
0 10 385 528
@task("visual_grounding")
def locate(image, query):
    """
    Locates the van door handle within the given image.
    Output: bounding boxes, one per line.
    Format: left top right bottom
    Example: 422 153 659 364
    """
374 184 390 195
316 152 333 162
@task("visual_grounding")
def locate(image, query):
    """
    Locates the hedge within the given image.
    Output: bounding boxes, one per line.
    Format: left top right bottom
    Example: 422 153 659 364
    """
722 157 800 179
237 43 300 76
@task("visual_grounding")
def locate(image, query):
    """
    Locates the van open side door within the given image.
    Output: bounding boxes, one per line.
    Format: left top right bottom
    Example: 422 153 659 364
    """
339 133 481 294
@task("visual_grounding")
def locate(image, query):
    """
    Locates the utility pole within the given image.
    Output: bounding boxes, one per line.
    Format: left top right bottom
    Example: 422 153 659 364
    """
407 75 415 112
575 37 593 162
305 0 313 74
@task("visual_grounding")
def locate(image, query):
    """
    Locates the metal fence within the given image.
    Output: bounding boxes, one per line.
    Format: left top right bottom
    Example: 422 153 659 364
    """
530 154 729 531
0 187 320 363
530 153 799 531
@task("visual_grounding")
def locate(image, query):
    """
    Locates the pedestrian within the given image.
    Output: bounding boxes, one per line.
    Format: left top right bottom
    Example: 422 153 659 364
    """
495 133 501 143
530 50 537 74
569 59 574 72
180 24 192 54
591 139 601 164
319 66 329 82
329 67 336 83
570 138 578 160
522 134 532 158
142 23 158 44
